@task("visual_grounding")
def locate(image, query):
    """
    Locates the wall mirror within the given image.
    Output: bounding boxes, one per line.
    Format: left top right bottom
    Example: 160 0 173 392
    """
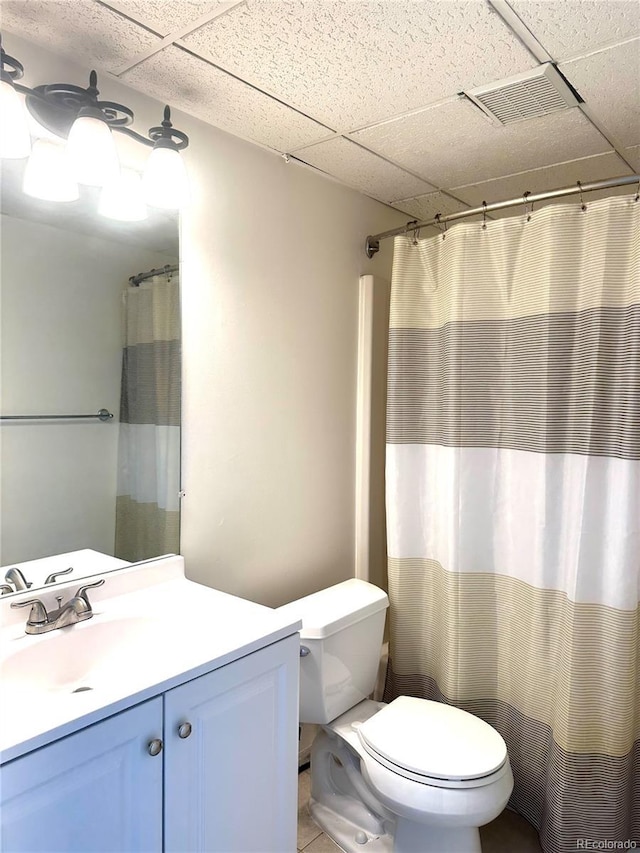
0 146 181 596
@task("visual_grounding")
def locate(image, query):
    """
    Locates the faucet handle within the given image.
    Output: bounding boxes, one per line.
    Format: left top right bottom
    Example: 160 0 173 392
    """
44 567 74 585
75 578 105 607
10 598 49 625
0 584 14 595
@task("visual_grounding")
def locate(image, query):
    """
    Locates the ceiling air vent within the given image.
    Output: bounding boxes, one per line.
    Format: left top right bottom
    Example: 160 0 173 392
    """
464 64 580 125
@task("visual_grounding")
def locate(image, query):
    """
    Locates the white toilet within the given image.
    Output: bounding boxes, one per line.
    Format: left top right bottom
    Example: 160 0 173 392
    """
280 579 514 853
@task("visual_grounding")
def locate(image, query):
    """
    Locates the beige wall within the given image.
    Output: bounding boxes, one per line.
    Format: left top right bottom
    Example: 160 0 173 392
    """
180 132 402 607
356 275 392 595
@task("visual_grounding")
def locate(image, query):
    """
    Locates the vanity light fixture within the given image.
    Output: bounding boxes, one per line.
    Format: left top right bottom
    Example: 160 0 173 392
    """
0 34 190 212
142 106 189 210
22 138 79 202
0 42 30 159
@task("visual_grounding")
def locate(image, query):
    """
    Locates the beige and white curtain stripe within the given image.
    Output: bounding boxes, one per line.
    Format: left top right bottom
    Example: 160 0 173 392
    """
384 195 640 853
115 273 181 562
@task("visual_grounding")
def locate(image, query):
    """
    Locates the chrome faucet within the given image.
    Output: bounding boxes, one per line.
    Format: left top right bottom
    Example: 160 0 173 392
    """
4 567 31 592
11 579 105 635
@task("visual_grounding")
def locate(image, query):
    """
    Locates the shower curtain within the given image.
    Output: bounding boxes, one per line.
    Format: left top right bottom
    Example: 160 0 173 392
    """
115 271 181 562
383 195 639 853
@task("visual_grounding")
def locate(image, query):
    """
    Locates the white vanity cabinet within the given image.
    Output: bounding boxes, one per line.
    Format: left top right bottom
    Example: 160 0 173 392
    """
164 635 299 853
0 636 299 853
1 697 164 852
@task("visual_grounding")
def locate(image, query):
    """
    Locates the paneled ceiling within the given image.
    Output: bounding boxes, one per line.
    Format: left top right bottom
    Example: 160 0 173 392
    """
2 0 639 220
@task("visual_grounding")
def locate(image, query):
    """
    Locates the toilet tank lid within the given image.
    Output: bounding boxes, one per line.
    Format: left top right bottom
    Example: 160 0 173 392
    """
278 579 389 639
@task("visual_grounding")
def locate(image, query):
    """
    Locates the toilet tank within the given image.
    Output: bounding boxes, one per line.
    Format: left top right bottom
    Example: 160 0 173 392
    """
279 579 389 724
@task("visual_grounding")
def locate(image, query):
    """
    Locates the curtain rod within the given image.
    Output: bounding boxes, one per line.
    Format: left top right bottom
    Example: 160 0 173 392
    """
129 263 179 286
0 409 114 422
365 174 640 258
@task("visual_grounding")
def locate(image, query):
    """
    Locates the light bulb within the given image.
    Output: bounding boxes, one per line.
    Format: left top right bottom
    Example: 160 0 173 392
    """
22 138 79 202
99 167 147 221
143 144 188 210
66 114 119 187
0 78 31 158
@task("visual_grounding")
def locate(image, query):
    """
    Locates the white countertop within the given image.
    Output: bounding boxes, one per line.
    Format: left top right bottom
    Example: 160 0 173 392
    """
1 549 131 591
0 556 301 763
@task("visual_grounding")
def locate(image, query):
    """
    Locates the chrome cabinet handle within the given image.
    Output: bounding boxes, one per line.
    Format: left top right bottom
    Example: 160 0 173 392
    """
178 722 192 739
148 738 163 756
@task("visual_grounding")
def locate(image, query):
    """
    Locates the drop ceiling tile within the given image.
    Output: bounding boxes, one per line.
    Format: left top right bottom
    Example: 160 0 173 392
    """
352 98 611 188
0 0 160 73
390 192 469 222
180 0 536 130
625 145 640 171
293 138 436 204
121 46 330 152
483 182 638 221
560 40 640 148
451 152 633 208
102 0 235 38
508 1 640 60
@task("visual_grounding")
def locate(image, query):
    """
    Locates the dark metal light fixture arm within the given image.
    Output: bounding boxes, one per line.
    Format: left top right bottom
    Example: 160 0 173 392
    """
0 33 24 81
147 105 190 150
115 125 156 148
0 34 189 151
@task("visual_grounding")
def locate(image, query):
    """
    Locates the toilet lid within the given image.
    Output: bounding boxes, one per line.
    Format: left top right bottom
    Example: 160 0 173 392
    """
357 696 507 782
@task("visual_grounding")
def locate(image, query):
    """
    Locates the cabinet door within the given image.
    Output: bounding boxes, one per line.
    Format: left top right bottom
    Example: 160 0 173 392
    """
1 698 163 853
164 635 299 853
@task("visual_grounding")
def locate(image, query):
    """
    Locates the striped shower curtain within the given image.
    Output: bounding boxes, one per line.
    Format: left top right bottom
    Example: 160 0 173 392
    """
114 272 181 562
384 195 639 853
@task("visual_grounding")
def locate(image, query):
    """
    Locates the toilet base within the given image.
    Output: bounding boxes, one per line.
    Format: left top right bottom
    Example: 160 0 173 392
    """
310 799 482 853
309 723 395 853
310 799 393 853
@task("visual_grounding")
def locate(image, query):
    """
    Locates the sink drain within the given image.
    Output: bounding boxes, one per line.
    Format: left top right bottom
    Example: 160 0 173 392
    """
71 686 93 693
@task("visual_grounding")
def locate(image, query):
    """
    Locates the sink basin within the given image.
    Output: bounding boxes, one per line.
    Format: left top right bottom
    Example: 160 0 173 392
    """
1 617 157 694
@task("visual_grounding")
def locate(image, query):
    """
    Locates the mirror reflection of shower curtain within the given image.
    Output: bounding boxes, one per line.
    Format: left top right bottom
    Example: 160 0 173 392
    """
115 272 180 562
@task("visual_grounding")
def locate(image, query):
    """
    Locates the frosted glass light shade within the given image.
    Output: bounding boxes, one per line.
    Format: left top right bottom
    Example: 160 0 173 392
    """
99 168 147 221
23 138 79 202
0 79 31 158
66 114 119 187
143 145 188 210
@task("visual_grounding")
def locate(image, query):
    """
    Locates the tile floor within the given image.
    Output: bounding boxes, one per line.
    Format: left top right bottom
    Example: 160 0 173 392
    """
297 768 543 853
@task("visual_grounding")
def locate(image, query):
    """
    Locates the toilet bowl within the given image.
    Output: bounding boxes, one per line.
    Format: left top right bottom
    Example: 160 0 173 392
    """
279 580 514 853
310 698 513 853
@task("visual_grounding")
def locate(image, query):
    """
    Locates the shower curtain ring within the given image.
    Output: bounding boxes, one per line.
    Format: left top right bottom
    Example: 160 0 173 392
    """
577 181 587 211
482 201 488 230
634 180 639 202
405 220 419 246
434 213 447 240
523 191 533 222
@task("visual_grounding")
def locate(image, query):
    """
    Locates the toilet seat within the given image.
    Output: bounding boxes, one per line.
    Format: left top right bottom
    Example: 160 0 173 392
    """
357 696 508 789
